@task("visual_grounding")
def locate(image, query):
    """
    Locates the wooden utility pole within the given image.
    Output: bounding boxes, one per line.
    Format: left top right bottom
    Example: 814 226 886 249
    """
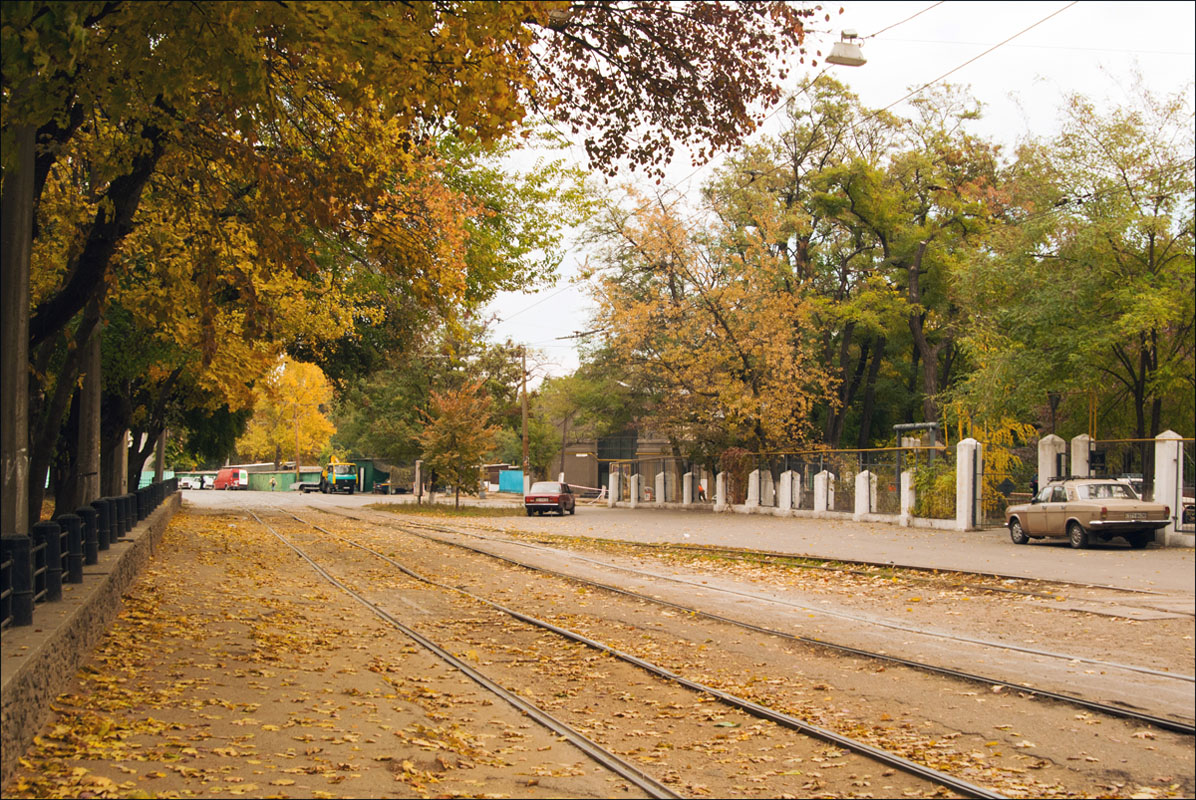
521 346 529 481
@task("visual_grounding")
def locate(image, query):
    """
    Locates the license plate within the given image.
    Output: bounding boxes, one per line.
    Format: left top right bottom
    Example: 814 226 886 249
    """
1128 512 1145 520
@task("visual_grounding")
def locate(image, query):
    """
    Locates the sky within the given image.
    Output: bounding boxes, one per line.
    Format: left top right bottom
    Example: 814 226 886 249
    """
483 1 1196 382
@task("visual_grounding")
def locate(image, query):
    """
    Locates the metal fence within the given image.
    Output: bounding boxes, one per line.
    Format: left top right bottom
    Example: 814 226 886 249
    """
1 478 177 634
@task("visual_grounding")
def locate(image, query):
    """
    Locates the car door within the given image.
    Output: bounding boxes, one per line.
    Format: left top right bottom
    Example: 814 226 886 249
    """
1044 486 1069 534
563 483 575 512
1021 487 1052 533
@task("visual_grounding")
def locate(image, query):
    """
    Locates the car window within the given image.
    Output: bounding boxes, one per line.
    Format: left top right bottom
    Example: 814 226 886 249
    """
1036 488 1053 503
1077 483 1137 500
1050 487 1067 502
529 482 561 493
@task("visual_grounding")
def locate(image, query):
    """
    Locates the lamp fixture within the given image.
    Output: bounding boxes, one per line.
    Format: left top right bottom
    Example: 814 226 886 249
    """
826 29 867 67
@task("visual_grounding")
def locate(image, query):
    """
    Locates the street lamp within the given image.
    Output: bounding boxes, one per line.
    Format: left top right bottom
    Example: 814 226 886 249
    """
826 30 867 67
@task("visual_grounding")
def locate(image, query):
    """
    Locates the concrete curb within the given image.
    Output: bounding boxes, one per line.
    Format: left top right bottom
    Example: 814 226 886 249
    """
1 493 181 785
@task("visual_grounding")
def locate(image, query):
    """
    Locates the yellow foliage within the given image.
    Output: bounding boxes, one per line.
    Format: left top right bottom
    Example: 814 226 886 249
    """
236 357 336 464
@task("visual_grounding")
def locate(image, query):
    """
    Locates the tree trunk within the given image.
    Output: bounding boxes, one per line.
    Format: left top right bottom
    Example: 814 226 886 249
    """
855 336 886 449
1 124 34 534
79 323 102 503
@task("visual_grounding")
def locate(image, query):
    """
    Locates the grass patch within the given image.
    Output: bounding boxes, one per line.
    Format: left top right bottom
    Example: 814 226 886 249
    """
366 502 526 518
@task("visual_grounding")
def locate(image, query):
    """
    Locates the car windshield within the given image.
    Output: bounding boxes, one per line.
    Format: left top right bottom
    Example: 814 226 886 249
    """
333 465 354 475
529 482 561 493
1075 483 1138 500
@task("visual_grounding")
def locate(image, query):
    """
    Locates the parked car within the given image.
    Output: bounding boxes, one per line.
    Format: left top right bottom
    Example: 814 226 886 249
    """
524 481 576 516
213 468 250 490
1005 478 1170 549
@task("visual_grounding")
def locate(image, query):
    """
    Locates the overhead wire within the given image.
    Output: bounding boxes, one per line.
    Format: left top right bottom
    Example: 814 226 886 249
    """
503 1 1084 346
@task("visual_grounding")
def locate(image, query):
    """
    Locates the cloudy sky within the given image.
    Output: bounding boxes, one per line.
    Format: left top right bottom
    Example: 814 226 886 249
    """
484 1 1196 381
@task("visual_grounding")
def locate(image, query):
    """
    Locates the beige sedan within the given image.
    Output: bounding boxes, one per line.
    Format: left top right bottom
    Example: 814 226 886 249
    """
1005 478 1170 549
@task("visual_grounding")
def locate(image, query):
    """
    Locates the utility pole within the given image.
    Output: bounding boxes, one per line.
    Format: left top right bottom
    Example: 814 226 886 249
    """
521 346 529 486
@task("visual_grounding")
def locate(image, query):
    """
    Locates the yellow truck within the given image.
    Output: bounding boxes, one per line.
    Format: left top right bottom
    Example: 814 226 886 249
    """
320 457 358 494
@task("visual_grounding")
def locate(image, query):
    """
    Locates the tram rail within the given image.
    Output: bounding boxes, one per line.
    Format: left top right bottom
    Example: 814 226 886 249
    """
252 506 1007 799
310 504 1195 736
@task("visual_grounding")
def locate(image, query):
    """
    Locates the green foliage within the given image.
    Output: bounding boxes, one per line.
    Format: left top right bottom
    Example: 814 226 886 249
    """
953 81 1195 439
417 381 500 507
911 460 956 520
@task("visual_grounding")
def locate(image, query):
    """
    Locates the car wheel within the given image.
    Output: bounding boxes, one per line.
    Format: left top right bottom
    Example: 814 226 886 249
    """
569 505 576 515
1068 521 1088 549
526 508 534 517
1128 532 1151 549
1009 519 1029 545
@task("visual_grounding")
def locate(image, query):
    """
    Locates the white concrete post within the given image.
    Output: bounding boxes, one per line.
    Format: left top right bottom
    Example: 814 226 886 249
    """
777 470 794 511
655 472 665 505
607 471 619 507
813 470 834 512
792 473 802 509
629 474 640 509
714 472 727 511
853 470 877 520
682 471 693 505
900 469 915 526
956 438 983 531
1038 434 1066 486
523 473 531 497
761 471 775 507
1070 434 1091 478
1154 430 1182 543
746 469 760 508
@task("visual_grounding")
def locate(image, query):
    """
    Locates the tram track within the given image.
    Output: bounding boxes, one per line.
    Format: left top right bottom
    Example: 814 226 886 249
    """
249 506 1007 799
311 503 1195 735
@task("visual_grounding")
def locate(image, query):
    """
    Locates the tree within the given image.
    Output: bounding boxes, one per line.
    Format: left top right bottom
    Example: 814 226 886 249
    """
589 191 836 455
417 382 500 508
236 358 336 471
5 1 821 521
954 84 1195 441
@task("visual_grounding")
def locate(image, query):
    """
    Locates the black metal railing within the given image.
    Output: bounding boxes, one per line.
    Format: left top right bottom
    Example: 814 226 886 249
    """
0 478 177 637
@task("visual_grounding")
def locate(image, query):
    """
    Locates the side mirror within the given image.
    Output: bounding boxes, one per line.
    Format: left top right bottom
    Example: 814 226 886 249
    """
1030 496 1040 504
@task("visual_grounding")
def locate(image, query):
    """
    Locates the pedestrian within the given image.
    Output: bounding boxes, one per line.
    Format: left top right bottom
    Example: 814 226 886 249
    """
1029 476 1038 498
697 481 706 502
270 477 277 492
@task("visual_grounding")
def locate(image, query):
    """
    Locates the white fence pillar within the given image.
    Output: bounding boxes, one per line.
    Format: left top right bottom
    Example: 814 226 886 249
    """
956 438 983 531
746 469 760 508
655 472 665 505
1154 430 1183 544
682 472 693 505
714 472 727 511
1038 434 1066 486
607 471 619 507
1070 434 1091 477
813 470 834 512
760 470 775 507
900 469 915 526
629 474 640 509
792 473 802 509
854 470 877 520
777 470 794 512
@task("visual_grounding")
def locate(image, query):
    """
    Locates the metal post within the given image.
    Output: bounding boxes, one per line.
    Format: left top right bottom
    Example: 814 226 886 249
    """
77 505 99 565
91 499 110 551
57 513 83 583
2 534 33 626
33 521 61 602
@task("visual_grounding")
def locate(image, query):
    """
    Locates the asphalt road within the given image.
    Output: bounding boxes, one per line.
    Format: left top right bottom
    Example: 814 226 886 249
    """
184 489 1196 597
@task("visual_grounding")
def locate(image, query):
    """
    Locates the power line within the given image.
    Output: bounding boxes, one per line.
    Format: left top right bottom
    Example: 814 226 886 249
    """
866 1 947 39
869 1 1079 119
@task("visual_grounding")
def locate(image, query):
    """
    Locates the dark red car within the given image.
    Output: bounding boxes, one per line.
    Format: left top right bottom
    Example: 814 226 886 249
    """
524 481 576 516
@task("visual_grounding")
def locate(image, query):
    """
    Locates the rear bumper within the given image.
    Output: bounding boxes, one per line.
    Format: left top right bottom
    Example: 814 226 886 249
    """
1087 519 1169 532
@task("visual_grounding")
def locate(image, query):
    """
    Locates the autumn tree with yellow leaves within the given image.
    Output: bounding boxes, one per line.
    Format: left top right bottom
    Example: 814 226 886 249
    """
236 359 337 471
3 0 823 526
589 195 836 456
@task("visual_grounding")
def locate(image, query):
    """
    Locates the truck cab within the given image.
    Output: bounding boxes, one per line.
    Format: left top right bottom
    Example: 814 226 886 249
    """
320 458 358 494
